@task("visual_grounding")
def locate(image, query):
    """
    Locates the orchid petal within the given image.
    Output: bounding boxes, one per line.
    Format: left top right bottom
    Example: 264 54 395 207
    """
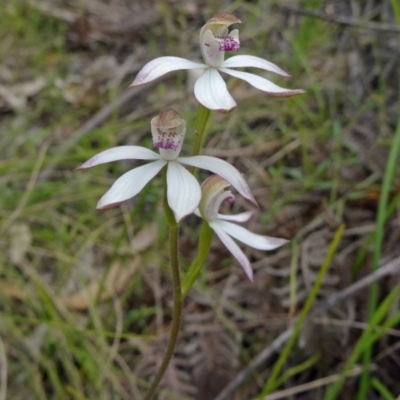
216 220 288 250
210 220 253 282
167 161 201 222
215 30 240 52
201 30 224 67
194 68 236 112
198 175 232 220
219 67 305 97
129 57 206 87
221 55 290 77
97 160 166 210
199 12 241 65
217 211 253 223
177 155 257 207
76 146 160 170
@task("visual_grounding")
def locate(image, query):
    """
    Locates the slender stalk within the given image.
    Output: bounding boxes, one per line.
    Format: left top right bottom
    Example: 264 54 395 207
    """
181 221 213 298
181 103 212 294
144 166 182 400
359 118 400 399
189 104 211 173
260 224 345 397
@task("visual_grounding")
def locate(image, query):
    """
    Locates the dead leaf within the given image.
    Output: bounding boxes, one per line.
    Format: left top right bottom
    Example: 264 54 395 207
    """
131 223 158 253
62 223 158 311
0 279 28 300
0 78 45 109
62 257 141 311
9 223 32 264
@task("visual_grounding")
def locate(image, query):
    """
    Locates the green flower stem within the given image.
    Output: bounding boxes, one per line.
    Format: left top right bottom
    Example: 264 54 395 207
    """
181 104 212 296
144 166 182 400
260 224 345 397
181 221 214 298
189 104 211 171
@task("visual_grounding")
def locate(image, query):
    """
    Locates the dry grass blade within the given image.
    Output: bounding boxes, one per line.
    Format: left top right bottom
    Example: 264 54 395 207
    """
0 338 7 400
263 365 376 400
135 335 197 400
61 224 157 310
280 4 400 33
215 256 400 400
185 312 240 400
73 265 144 311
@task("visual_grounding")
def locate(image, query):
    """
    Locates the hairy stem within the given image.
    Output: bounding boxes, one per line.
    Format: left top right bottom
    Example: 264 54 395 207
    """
144 166 182 400
189 104 211 173
181 221 213 298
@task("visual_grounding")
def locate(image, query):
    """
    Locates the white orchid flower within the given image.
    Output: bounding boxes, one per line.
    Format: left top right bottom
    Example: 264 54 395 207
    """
76 110 257 222
129 12 304 113
197 175 288 281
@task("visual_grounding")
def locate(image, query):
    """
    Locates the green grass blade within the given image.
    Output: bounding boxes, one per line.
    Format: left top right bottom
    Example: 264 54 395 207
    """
324 283 400 400
260 224 345 397
371 378 396 400
390 0 400 24
358 118 400 399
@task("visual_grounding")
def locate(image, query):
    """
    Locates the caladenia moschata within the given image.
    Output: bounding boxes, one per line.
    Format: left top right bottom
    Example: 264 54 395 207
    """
76 109 256 222
76 11 304 400
129 12 304 113
196 175 288 282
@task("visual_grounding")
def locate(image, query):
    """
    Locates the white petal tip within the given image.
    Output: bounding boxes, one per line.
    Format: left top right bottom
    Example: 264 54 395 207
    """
245 270 254 282
128 80 143 88
96 200 124 210
175 213 190 223
241 261 254 282
172 206 194 223
127 75 151 89
276 238 289 247
214 105 237 114
74 162 92 171
242 192 258 208
265 237 290 250
251 197 259 209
